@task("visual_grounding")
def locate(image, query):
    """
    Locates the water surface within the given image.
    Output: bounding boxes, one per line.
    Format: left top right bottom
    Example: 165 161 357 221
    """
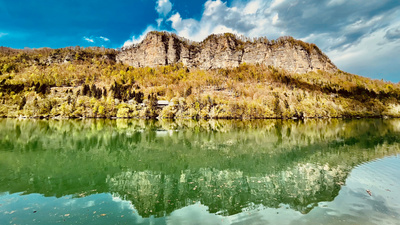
1 118 400 224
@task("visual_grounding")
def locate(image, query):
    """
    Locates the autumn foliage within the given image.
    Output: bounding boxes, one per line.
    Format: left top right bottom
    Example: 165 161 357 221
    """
1 46 400 119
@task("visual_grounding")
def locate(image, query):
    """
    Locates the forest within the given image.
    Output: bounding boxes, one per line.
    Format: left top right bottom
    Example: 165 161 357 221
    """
1 46 400 119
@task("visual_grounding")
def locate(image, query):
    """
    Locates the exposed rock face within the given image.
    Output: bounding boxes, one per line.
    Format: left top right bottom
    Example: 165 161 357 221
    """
117 31 337 74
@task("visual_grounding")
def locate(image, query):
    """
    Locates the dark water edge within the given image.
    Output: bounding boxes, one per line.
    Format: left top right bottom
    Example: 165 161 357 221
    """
1 118 400 224
3 115 399 120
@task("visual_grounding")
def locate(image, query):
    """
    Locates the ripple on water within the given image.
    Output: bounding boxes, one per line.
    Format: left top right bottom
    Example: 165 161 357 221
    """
330 155 400 225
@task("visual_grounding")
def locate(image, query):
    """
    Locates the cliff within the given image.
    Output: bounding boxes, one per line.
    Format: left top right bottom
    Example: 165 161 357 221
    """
117 31 337 74
2 39 400 119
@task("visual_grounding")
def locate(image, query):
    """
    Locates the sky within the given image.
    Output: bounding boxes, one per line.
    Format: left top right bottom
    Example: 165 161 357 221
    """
0 0 399 82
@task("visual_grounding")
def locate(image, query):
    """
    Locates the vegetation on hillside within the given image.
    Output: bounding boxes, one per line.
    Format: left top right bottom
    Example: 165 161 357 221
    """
1 46 400 119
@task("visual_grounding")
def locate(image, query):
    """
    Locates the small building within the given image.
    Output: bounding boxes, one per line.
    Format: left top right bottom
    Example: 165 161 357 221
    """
157 100 170 108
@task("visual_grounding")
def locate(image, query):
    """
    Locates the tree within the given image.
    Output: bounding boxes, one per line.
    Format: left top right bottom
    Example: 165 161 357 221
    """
19 96 26 110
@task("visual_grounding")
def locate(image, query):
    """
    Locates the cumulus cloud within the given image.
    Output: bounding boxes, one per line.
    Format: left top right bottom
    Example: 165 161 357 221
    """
154 0 400 54
268 0 399 49
156 0 172 17
166 0 266 41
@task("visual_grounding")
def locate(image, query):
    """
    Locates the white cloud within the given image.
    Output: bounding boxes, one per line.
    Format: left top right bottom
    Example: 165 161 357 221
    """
122 0 175 48
83 36 94 43
272 14 279 25
344 15 384 34
123 0 282 47
99 36 110 42
156 0 172 17
156 18 163 27
211 25 236 34
123 26 157 47
270 0 285 9
0 32 7 38
83 36 111 43
327 24 400 81
168 12 182 28
203 0 225 17
243 0 260 15
164 0 278 42
167 12 202 40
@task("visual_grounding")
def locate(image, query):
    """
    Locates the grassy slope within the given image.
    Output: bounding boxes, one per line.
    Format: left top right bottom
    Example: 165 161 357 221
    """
1 46 400 119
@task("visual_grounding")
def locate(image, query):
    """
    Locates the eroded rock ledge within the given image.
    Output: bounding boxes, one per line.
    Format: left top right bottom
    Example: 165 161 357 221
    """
117 31 337 74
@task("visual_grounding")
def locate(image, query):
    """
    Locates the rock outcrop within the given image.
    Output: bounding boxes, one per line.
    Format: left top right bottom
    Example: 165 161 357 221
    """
117 31 337 74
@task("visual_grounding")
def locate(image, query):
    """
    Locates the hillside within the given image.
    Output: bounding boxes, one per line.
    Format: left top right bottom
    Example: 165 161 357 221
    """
0 32 400 119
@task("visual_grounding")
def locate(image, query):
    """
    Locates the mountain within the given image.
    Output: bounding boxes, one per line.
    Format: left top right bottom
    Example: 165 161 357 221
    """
117 31 336 74
1 31 400 119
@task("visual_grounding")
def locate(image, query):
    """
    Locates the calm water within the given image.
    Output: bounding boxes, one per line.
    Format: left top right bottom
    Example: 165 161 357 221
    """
1 118 400 225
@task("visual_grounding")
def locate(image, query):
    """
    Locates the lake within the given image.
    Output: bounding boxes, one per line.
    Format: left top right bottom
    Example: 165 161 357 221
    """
1 118 400 225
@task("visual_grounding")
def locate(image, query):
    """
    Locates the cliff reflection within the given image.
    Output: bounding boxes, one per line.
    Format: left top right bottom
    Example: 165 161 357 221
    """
107 163 349 217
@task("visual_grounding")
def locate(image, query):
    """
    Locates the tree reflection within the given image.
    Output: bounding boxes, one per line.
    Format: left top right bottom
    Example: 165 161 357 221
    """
0 118 399 217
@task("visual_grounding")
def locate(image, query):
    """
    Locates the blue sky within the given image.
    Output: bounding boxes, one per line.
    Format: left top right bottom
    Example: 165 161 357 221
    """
1 0 399 82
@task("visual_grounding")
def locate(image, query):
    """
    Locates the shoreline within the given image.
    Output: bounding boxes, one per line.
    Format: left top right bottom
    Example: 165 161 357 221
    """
2 115 396 120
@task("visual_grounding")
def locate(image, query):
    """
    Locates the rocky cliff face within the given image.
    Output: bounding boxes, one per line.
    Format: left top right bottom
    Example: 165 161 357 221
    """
117 31 337 74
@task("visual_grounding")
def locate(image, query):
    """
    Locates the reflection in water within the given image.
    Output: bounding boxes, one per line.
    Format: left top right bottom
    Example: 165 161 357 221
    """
107 164 348 217
0 118 400 224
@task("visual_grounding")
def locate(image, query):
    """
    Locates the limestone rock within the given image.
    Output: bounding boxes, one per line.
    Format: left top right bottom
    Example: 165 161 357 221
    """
117 31 337 74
